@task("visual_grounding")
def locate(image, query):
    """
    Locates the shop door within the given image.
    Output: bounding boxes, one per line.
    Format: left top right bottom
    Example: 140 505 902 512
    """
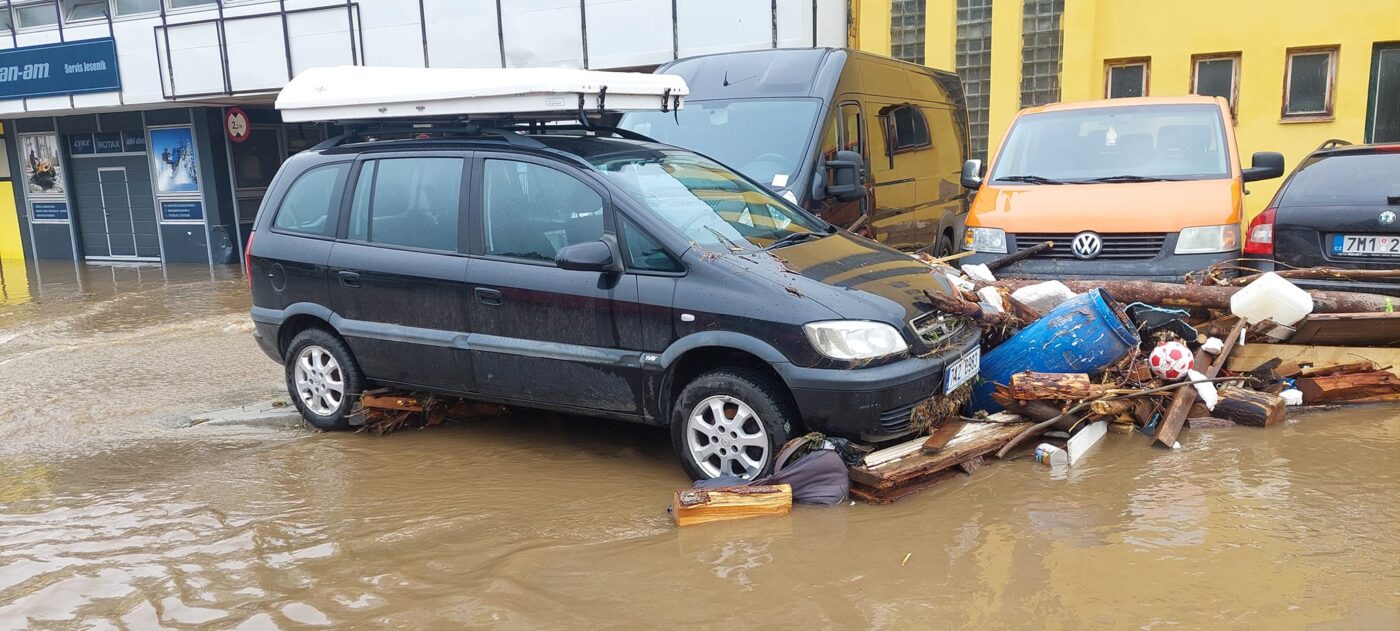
1369 44 1400 143
95 167 159 260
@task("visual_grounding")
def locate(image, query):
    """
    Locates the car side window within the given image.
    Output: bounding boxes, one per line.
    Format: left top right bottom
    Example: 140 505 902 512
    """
619 216 682 272
482 159 604 262
272 163 347 237
346 157 464 251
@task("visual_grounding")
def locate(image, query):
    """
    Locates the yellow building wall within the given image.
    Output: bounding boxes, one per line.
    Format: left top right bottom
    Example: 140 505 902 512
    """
852 0 1399 223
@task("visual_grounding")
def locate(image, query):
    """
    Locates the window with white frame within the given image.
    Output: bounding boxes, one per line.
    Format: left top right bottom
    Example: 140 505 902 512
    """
1192 53 1240 115
13 2 59 29
61 0 108 21
167 0 217 9
116 0 160 15
1283 46 1338 119
1105 59 1148 98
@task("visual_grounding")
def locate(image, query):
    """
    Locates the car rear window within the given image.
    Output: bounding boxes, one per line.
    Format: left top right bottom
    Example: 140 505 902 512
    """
1280 152 1400 206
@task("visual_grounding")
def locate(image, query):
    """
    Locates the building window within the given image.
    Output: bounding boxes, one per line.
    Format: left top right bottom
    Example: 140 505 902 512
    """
1105 58 1149 98
890 0 926 65
14 2 59 29
956 0 993 160
1192 53 1241 115
60 0 107 21
115 0 160 15
1283 46 1338 119
167 0 216 9
1019 0 1063 108
1369 44 1400 143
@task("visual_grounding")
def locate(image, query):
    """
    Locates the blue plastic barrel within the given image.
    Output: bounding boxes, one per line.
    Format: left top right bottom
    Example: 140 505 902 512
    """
970 288 1141 412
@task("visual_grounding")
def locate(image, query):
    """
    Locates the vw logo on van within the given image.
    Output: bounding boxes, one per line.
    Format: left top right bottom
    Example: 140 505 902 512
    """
1071 232 1103 260
1381 210 1397 225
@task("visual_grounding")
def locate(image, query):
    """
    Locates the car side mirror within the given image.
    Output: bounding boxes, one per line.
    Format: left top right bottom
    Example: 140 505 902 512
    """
824 150 865 202
555 238 622 273
960 159 984 189
1242 151 1285 182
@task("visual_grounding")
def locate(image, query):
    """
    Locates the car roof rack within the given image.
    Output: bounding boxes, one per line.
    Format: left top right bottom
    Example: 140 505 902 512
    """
1315 138 1353 152
309 118 661 152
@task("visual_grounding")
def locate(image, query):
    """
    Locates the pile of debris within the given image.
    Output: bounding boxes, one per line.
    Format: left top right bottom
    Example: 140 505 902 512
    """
842 252 1400 506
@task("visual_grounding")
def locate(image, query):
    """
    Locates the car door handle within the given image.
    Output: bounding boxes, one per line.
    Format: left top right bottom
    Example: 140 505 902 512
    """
475 287 503 306
338 271 361 288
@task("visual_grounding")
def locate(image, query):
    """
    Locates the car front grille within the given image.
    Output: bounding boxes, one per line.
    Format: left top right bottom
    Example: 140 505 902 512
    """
1016 233 1168 260
877 399 924 435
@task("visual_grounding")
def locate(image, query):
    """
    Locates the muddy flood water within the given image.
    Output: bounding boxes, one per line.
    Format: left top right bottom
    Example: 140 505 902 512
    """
2 261 1399 629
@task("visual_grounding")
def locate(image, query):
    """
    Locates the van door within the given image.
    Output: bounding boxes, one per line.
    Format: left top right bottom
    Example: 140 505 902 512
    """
464 153 643 415
326 152 475 394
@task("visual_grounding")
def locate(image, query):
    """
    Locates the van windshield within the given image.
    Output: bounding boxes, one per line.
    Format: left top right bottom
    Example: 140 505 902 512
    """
618 98 821 189
588 149 827 250
988 104 1230 183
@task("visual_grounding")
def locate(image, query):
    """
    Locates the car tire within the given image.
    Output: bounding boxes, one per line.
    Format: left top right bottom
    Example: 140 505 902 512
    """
937 233 955 258
671 368 796 481
284 328 365 431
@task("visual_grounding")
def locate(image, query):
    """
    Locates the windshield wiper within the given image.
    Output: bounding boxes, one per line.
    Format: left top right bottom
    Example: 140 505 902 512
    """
1079 174 1182 183
704 225 749 252
763 231 826 250
996 175 1067 185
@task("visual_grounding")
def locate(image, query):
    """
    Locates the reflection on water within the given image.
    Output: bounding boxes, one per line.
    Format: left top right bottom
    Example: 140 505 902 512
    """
1 261 1399 628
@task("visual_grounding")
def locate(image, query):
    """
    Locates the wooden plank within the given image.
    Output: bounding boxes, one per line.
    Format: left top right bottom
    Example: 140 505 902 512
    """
1228 344 1400 378
671 485 792 527
849 421 1028 490
1153 320 1244 448
922 419 967 452
1289 312 1400 346
359 392 424 412
1300 361 1378 378
1213 386 1286 427
849 469 959 505
1296 371 1400 403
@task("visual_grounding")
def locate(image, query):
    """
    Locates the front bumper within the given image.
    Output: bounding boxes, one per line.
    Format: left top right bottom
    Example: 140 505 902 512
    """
963 232 1237 282
775 325 980 441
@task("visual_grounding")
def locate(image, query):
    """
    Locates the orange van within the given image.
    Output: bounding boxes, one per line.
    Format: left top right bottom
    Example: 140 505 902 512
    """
958 96 1283 280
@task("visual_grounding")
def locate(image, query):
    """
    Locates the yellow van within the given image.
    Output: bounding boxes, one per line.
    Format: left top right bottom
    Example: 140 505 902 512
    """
958 96 1283 279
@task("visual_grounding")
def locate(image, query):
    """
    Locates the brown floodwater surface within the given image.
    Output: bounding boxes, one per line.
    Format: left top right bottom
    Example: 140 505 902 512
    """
2 261 1399 628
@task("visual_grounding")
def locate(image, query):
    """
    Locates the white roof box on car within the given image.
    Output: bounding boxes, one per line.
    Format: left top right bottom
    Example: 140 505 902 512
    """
275 66 687 123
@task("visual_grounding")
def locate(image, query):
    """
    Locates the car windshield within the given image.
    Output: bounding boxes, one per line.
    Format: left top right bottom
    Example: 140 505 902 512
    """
618 98 821 189
588 149 827 249
989 104 1230 183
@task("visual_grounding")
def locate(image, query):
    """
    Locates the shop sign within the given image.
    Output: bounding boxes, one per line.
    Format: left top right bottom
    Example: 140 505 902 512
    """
31 201 69 221
225 107 250 143
0 38 121 100
68 134 95 155
123 131 146 153
160 200 203 221
94 132 123 153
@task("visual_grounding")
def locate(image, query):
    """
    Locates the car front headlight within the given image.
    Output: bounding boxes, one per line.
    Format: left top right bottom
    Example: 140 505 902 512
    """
803 321 909 361
963 227 1008 253
1175 225 1240 254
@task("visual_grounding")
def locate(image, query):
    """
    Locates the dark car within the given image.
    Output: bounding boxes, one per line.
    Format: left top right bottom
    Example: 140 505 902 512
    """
1245 141 1400 295
620 48 971 254
247 126 981 480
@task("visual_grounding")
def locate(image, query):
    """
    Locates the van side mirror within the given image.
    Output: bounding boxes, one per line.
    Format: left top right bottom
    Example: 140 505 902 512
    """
555 238 622 273
960 159 984 189
1242 152 1285 182
824 150 865 202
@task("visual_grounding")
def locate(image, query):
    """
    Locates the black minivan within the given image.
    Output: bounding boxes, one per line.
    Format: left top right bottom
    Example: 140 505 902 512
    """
248 126 980 480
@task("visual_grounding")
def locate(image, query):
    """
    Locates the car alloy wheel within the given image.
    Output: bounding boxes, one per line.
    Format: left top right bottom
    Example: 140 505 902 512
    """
293 345 346 416
685 394 771 479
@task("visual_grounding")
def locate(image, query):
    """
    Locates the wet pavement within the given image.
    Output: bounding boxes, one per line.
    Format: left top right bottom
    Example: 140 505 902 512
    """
2 260 1399 628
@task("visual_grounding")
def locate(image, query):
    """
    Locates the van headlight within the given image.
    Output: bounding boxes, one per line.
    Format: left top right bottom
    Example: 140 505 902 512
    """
804 321 909 360
963 227 1007 253
1175 225 1240 254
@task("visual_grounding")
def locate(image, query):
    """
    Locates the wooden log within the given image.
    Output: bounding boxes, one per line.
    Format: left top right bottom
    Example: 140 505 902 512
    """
1213 386 1286 427
980 279 1391 313
1224 266 1400 287
1228 345 1400 378
1089 399 1132 417
1295 371 1400 403
1153 320 1245 448
922 419 967 452
991 390 1076 430
985 240 1053 271
1187 416 1237 429
920 289 1019 329
671 484 792 527
1009 371 1107 400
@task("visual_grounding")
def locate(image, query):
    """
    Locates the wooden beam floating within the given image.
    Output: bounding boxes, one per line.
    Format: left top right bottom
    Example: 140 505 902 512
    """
671 484 792 527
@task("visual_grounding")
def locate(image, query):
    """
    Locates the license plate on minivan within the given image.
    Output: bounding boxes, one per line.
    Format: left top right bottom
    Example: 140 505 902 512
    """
1332 234 1400 256
944 346 981 394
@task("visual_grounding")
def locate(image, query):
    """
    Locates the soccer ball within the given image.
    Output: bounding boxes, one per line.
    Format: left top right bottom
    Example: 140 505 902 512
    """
1149 341 1193 381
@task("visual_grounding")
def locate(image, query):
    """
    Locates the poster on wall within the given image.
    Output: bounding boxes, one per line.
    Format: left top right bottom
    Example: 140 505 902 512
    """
149 127 200 194
20 133 66 196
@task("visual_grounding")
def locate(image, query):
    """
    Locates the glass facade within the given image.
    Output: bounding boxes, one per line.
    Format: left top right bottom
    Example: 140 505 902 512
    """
1019 0 1063 108
890 0 927 65
956 0 994 160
